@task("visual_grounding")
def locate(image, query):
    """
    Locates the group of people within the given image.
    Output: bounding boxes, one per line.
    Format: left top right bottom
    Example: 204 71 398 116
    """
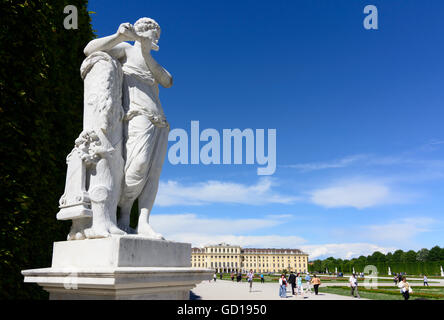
211 273 223 282
228 271 265 283
279 272 321 298
213 270 418 300
212 270 322 298
351 272 414 300
395 273 428 288
214 271 261 284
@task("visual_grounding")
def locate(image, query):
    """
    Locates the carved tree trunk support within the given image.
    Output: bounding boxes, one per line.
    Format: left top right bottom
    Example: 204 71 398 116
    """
57 52 125 240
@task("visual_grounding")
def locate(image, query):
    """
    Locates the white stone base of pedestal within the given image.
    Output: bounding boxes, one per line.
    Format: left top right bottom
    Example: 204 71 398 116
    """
22 236 213 300
22 266 212 300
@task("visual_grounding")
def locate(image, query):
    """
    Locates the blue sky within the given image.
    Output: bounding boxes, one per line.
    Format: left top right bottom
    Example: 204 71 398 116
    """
87 0 444 259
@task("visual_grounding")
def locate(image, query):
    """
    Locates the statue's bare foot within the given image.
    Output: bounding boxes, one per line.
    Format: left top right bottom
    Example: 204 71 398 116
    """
84 225 111 239
84 223 126 239
137 223 165 240
109 224 127 235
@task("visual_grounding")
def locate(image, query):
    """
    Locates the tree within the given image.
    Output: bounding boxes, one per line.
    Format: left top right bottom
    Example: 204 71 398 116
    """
404 250 417 263
416 248 430 262
386 252 393 264
392 250 405 262
357 256 367 265
370 251 386 263
428 246 444 261
0 0 94 299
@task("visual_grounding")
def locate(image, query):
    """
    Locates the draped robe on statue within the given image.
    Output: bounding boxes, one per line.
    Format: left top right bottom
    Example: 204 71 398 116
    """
119 63 169 206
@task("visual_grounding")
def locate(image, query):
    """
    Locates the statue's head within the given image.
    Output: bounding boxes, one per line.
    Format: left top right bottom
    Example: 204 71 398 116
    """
134 17 161 40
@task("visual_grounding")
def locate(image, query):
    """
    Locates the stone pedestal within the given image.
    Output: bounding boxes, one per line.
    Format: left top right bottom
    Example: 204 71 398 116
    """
22 236 213 300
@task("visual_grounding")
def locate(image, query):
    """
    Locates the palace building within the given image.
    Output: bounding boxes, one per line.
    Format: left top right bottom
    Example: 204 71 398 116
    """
191 243 309 274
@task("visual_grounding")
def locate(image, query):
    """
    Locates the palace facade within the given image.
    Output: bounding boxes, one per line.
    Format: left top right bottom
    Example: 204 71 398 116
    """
191 243 309 274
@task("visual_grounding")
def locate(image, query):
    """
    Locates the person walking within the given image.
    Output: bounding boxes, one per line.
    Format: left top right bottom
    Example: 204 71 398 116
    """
237 272 242 283
279 274 287 298
220 273 223 280
296 273 304 296
260 273 265 283
311 274 321 295
349 273 360 298
247 269 254 292
423 275 429 287
398 276 412 300
213 273 217 282
231 272 235 282
393 275 398 286
305 273 312 294
288 272 296 295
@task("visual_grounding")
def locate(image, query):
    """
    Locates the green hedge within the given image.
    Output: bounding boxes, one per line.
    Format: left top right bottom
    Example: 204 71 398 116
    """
0 0 94 299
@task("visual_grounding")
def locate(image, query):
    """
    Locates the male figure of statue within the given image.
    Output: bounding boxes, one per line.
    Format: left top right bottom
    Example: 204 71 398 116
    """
84 18 172 239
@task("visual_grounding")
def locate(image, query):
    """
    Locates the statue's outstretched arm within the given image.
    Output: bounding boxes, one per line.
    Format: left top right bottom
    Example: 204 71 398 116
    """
83 23 135 59
140 40 173 88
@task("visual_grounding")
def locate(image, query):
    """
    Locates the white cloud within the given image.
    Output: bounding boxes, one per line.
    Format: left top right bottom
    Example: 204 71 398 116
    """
301 243 396 260
156 177 298 206
309 182 393 209
363 217 436 243
150 213 286 235
283 154 368 172
283 152 444 175
150 213 306 248
264 214 293 219
166 233 307 249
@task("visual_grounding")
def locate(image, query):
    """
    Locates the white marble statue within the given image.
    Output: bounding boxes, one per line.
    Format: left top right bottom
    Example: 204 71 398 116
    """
57 18 172 240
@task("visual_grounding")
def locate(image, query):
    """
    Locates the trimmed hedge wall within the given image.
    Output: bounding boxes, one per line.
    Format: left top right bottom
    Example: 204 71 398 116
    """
309 261 444 275
0 0 94 299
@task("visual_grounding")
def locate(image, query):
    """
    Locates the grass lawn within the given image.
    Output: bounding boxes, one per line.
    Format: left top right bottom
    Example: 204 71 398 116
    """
218 273 441 284
320 278 437 284
320 286 444 300
311 276 439 284
318 274 443 279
